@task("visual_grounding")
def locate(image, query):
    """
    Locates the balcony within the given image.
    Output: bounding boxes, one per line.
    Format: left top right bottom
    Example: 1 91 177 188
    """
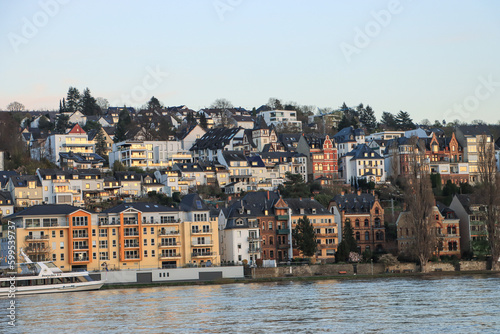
248 247 261 253
247 236 260 242
25 235 49 241
73 244 89 250
160 253 180 259
73 256 89 262
278 244 289 249
276 215 289 220
277 229 290 235
191 252 214 257
124 243 140 248
191 229 213 235
25 246 49 253
73 234 89 239
159 242 180 248
123 232 140 237
123 220 139 225
159 229 180 236
192 242 213 247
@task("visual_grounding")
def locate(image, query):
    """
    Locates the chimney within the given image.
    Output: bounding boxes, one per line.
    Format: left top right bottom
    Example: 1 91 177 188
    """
311 196 314 200
357 189 361 196
228 196 232 202
267 190 270 200
341 190 345 196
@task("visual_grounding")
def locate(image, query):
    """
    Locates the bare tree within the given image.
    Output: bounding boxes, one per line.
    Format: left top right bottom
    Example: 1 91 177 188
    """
476 135 500 269
210 98 233 109
7 101 25 112
403 136 436 272
389 139 400 181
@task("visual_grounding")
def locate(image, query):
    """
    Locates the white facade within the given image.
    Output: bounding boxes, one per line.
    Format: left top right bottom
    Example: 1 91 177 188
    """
44 132 95 166
259 110 302 130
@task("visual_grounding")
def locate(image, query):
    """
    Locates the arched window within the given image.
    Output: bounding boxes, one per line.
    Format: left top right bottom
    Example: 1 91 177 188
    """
355 232 360 241
452 226 457 234
365 232 370 240
355 219 360 227
447 226 452 234
374 218 381 228
364 219 369 227
269 237 274 245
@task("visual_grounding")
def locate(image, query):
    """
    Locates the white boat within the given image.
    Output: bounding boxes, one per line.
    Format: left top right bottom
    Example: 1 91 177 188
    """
0 249 105 297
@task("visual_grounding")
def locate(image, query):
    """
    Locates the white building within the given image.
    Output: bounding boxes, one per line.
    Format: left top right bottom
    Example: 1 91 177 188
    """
341 144 386 184
43 124 95 166
259 110 302 131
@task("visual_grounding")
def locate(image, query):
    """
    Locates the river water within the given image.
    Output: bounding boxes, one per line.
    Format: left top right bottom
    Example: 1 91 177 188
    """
2 275 500 333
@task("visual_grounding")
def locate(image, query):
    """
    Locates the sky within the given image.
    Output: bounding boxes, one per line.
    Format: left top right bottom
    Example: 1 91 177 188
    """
1 0 500 124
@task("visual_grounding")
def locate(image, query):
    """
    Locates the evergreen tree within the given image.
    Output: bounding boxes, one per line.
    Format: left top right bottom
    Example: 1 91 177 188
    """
55 114 70 133
80 88 101 116
380 111 398 130
66 87 81 113
199 113 208 129
147 96 162 111
395 110 414 130
293 216 317 258
336 218 358 262
114 107 132 142
95 128 107 158
277 172 310 198
359 105 377 131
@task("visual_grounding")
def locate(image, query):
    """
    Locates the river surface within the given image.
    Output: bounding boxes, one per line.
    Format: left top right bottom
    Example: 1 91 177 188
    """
1 275 500 333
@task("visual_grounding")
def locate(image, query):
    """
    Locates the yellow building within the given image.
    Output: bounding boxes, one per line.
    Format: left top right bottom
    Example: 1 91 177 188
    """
2 194 219 271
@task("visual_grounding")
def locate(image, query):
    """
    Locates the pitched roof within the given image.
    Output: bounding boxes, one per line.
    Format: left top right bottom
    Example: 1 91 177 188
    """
4 204 90 219
103 202 176 213
457 125 492 136
346 144 382 160
332 192 377 213
284 198 329 215
0 171 18 189
68 123 86 135
334 126 364 143
179 193 209 212
190 127 241 151
9 174 41 188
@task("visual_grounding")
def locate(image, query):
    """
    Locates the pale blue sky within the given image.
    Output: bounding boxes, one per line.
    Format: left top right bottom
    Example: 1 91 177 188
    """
1 0 500 123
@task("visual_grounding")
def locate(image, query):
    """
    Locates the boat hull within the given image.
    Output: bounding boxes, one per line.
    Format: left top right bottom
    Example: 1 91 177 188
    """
0 280 105 297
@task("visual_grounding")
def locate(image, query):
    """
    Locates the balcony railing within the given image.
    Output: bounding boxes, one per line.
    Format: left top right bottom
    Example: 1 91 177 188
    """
73 234 89 238
73 245 89 250
25 246 49 253
73 256 89 262
191 252 214 257
124 243 140 248
25 235 49 241
159 242 180 247
159 229 180 236
123 220 138 225
248 247 261 253
160 253 179 258
278 244 289 249
247 236 260 242
276 215 289 220
191 229 213 234
123 232 139 236
277 229 290 235
192 242 213 247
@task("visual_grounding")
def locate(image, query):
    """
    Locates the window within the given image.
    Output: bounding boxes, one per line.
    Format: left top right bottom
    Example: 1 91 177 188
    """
60 242 64 249
112 229 116 236
143 227 147 234
355 219 359 227
151 227 154 234
152 250 155 257
52 254 56 261
52 231 56 238
92 229 96 237
365 232 370 240
60 253 64 261
112 240 116 247
144 250 148 257
99 240 108 248
268 221 273 230
99 229 108 237
151 238 155 246
113 251 117 259
356 232 360 241
144 239 147 246
100 252 109 260
364 219 369 227
73 216 88 226
93 252 97 260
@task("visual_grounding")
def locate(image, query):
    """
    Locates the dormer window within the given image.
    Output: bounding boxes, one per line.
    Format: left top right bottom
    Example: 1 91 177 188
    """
312 208 316 214
300 208 304 215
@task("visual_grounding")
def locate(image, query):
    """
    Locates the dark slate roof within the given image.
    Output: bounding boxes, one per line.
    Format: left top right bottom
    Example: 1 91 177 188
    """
190 127 241 151
4 204 90 219
278 133 301 151
0 190 13 204
232 115 254 122
0 171 18 189
173 163 204 172
457 125 492 136
284 198 330 215
9 175 41 188
225 191 280 223
103 202 176 213
59 152 106 164
333 193 376 213
345 144 382 160
436 202 458 219
334 126 364 143
243 129 257 148
179 193 209 212
114 171 141 181
223 151 247 162
177 124 197 140
247 155 265 167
